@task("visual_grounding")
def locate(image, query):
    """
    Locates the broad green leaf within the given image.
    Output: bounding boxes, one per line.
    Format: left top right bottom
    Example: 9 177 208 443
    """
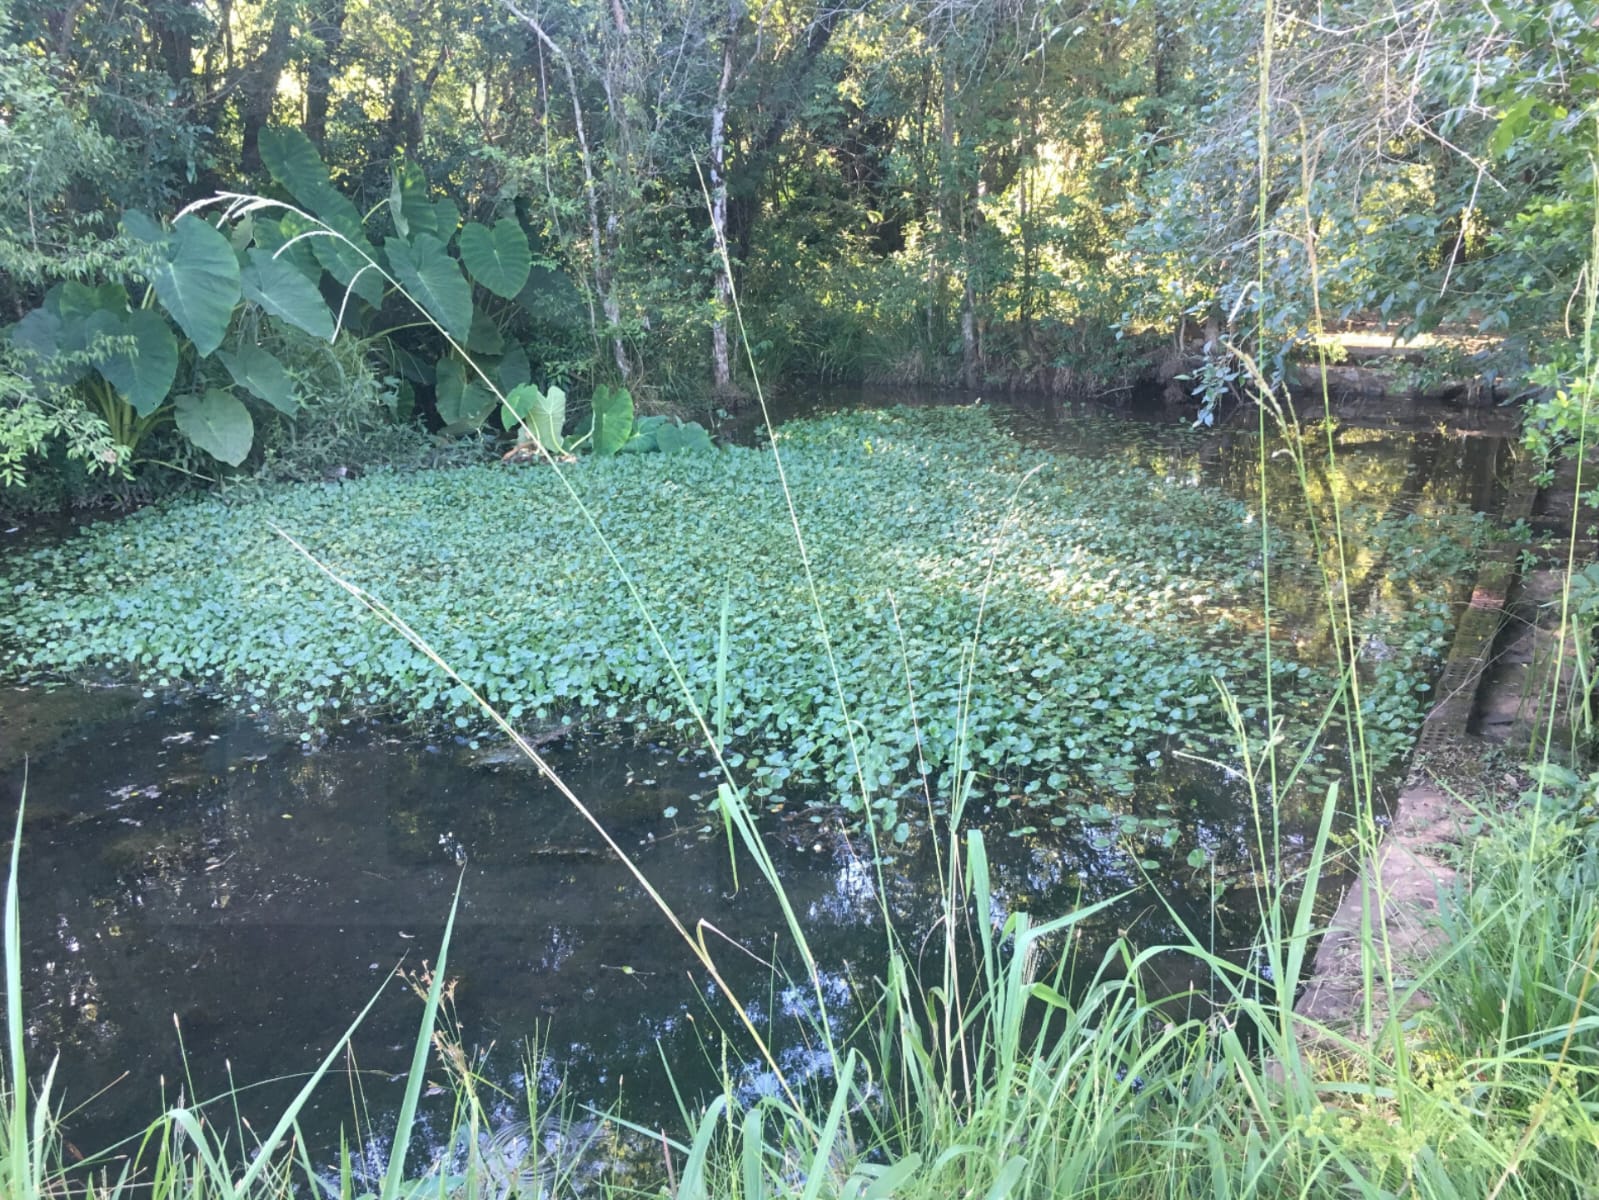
58 282 129 321
657 420 713 454
496 345 531 392
251 217 323 284
435 358 495 430
241 248 335 341
501 382 564 452
91 309 179 416
459 220 532 299
431 198 461 242
389 160 441 240
589 384 634 456
387 234 471 340
219 344 298 414
258 127 364 237
148 216 240 357
119 209 166 244
175 389 254 466
9 308 64 361
465 308 505 355
286 210 384 309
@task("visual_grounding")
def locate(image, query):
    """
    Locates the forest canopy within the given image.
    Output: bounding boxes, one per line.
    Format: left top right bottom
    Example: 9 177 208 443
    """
1 0 1594 497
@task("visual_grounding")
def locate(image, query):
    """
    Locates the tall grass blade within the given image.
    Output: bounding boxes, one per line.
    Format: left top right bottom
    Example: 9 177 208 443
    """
380 873 463 1200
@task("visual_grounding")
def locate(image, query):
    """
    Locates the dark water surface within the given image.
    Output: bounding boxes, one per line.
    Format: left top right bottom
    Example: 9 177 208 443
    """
0 397 1508 1168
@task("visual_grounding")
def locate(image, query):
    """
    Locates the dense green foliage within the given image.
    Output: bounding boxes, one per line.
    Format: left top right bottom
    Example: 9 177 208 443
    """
2 0 1593 505
0 407 1482 823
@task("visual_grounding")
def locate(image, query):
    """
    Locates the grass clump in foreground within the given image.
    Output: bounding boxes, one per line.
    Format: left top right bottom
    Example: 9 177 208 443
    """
0 405 1483 824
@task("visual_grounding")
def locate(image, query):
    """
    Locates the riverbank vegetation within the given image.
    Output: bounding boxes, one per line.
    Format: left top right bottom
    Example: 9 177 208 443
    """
1 0 1595 510
3 0 1598 1194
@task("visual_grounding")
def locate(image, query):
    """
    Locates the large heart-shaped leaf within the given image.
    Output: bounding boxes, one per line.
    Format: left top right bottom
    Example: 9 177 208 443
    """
250 218 322 284
435 358 496 430
148 216 240 357
58 281 129 321
91 308 179 416
259 127 365 238
219 344 298 414
656 419 714 454
387 234 471 339
389 160 447 241
459 220 532 299
501 383 565 452
589 384 634 456
466 308 505 355
175 389 254 466
241 248 335 341
496 345 531 392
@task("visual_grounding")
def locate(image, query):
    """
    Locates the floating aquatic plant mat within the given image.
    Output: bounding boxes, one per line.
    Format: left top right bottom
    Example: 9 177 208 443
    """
1 408 1485 831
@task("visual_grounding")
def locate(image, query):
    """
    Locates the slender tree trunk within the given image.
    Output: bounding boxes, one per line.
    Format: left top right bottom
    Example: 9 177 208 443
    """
499 0 629 378
708 6 738 393
304 0 347 149
240 0 294 175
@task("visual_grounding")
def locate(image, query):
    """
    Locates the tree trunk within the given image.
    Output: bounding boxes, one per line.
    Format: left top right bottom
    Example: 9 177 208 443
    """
240 0 294 175
708 6 738 393
304 0 347 149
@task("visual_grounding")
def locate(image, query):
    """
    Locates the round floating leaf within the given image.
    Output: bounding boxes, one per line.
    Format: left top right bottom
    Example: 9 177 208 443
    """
92 308 179 416
387 234 471 340
148 216 240 357
218 344 298 414
241 248 335 341
459 220 532 299
175 388 254 466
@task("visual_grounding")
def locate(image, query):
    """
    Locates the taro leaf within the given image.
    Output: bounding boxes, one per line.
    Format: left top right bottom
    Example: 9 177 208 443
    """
387 234 471 340
654 420 714 454
390 160 441 240
431 198 461 243
516 265 585 330
589 384 634 457
499 380 537 431
241 248 335 341
90 308 179 416
175 388 254 466
59 281 129 321
530 384 566 452
501 382 564 453
251 217 322 284
148 215 240 357
9 307 65 360
496 345 531 392
258 127 365 237
219 343 298 414
288 210 385 309
678 421 715 453
616 427 658 454
465 308 505 355
618 413 669 454
120 209 166 245
435 358 495 430
459 220 532 299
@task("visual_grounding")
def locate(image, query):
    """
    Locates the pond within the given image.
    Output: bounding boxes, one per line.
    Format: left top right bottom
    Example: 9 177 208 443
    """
0 395 1508 1171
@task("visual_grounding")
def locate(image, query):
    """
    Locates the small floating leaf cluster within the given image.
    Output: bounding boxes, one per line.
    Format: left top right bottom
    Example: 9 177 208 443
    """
0 407 1484 821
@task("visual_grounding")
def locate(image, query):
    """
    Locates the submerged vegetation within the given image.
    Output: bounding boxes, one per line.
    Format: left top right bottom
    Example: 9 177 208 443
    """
0 407 1484 822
